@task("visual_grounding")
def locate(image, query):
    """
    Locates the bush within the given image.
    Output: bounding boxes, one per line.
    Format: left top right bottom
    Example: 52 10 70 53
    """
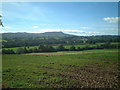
16 48 26 54
69 45 76 51
56 45 65 51
2 49 15 54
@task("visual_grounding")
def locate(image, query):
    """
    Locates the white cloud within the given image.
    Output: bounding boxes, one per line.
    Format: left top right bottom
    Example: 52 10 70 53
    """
2 28 101 35
2 30 36 33
0 30 3 33
79 27 91 29
97 27 118 31
103 17 120 23
104 28 118 31
38 29 100 34
4 26 12 29
0 26 3 29
32 26 39 28
40 29 61 32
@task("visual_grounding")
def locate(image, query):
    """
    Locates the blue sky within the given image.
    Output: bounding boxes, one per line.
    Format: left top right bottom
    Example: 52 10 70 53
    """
1 2 119 36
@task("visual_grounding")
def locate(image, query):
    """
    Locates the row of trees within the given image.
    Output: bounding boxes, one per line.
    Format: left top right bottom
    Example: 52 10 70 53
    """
2 43 119 54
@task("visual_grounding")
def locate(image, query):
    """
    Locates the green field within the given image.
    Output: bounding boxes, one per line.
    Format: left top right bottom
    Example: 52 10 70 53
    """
2 49 119 88
2 42 119 52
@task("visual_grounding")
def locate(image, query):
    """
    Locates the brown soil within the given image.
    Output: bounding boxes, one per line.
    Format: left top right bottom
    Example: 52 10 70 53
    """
26 51 118 56
35 63 119 88
2 84 10 89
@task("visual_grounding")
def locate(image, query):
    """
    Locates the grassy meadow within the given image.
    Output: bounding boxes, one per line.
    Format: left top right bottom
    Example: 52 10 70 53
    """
2 42 119 53
2 1 120 89
2 49 119 88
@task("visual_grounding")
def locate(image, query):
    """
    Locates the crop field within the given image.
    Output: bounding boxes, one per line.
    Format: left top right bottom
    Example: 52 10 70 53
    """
2 49 119 88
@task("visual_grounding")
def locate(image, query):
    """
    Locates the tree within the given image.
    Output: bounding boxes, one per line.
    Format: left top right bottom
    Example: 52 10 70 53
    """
33 47 38 52
77 47 81 51
69 45 76 51
57 45 65 51
38 45 46 52
16 48 26 54
23 47 28 53
38 45 56 52
45 45 55 52
0 15 3 27
100 42 111 49
84 45 90 50
28 48 33 53
2 49 15 54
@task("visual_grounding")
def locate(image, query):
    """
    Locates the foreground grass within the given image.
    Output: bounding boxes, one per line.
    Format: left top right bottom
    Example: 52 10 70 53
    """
2 49 119 88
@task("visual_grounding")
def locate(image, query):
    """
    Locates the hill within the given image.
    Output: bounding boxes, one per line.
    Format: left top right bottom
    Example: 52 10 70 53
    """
2 32 74 39
2 32 120 48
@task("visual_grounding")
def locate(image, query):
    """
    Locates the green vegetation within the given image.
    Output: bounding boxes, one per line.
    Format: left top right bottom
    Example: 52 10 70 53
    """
2 49 119 88
2 32 120 48
2 32 120 88
2 42 119 54
3 42 120 51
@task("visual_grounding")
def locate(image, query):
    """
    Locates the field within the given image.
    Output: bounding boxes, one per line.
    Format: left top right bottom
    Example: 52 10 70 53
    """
2 49 119 88
2 42 119 52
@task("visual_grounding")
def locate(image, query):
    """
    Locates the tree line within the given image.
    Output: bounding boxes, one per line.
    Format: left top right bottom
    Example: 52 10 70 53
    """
2 43 119 54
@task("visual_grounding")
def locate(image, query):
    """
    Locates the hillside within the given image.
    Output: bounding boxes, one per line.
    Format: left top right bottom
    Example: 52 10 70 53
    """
2 32 74 39
2 32 120 48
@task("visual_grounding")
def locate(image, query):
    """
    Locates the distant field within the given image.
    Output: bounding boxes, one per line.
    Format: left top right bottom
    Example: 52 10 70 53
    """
2 49 119 88
2 42 119 52
26 49 118 56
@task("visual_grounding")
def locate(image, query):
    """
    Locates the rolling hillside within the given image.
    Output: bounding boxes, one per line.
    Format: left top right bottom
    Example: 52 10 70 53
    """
2 32 120 48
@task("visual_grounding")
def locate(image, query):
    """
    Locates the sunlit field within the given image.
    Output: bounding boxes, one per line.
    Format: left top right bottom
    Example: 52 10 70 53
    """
2 49 119 88
1 2 119 89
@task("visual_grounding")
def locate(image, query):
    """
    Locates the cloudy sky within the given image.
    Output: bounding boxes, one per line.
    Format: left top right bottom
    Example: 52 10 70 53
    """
1 2 119 36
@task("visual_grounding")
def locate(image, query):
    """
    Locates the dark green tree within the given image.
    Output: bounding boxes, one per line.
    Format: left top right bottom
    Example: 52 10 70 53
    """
38 45 46 52
77 47 81 51
23 47 28 53
0 15 3 27
69 45 76 51
16 48 26 54
57 44 65 51
33 47 38 52
2 49 15 54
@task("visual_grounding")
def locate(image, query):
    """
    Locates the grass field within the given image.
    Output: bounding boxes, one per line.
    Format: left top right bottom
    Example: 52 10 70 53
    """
2 42 119 52
2 49 119 88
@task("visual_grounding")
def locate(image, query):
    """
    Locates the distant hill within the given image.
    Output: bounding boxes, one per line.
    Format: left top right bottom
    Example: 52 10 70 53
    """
2 32 120 48
42 32 72 37
2 32 75 39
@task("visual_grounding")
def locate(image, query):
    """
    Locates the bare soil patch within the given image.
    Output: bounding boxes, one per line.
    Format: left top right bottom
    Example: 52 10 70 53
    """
34 63 119 88
26 50 118 56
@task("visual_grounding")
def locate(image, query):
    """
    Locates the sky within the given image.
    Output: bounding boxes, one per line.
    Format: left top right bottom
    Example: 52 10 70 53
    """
0 2 119 36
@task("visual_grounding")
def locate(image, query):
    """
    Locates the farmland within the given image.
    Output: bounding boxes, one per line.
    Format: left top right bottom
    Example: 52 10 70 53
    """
2 49 119 88
1 2 120 89
2 42 119 52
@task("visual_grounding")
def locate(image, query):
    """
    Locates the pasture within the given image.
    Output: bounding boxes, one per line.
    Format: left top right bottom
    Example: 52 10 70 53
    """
2 49 119 88
2 42 119 52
